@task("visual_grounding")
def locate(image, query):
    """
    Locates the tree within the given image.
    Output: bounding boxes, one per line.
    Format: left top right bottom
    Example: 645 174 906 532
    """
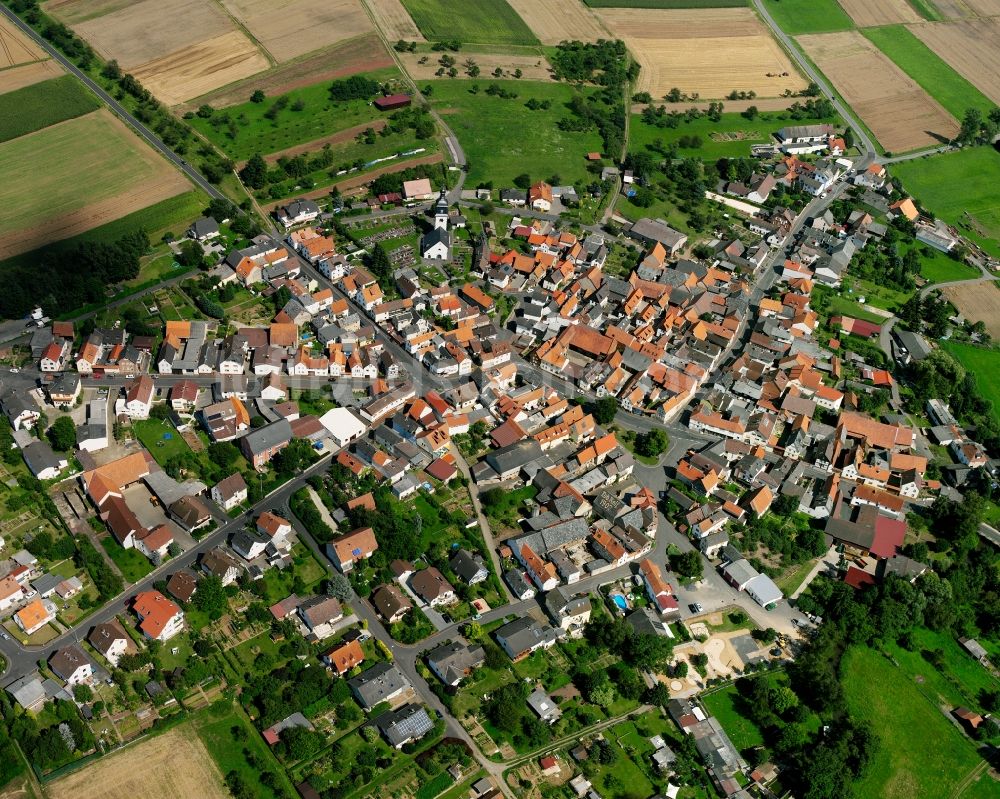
361 725 379 743
250 89 265 103
669 550 704 582
176 239 207 269
589 683 615 708
192 575 228 620
73 684 93 702
513 173 532 190
207 442 240 468
328 572 353 602
593 396 618 425
46 416 76 452
239 154 267 189
634 428 669 458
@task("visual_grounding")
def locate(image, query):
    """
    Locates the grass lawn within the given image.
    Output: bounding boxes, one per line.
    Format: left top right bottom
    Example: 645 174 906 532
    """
132 418 190 465
844 277 912 313
763 0 854 34
916 245 980 283
862 26 992 119
428 79 603 187
630 110 778 161
842 646 982 799
892 148 1000 258
884 627 1000 711
819 290 889 324
701 685 765 750
583 719 656 797
400 0 538 45
189 70 399 161
941 341 1000 425
195 703 297 799
100 538 154 582
0 76 100 143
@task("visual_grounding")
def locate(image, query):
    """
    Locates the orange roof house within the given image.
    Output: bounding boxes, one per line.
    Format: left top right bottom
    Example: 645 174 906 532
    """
322 639 365 676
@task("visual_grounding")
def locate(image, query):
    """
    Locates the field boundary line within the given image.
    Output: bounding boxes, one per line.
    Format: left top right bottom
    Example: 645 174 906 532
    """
205 0 276 67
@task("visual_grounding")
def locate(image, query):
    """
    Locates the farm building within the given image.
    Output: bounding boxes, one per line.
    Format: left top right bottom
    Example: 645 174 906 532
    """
374 94 411 111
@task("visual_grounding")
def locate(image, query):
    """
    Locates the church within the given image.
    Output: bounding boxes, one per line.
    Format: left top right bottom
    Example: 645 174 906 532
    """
421 189 452 261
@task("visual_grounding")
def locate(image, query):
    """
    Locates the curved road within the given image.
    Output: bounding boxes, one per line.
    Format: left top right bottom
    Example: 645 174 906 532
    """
0 5 222 200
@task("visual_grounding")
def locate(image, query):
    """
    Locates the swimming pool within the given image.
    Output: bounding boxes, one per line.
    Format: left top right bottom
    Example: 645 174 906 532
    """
612 594 628 611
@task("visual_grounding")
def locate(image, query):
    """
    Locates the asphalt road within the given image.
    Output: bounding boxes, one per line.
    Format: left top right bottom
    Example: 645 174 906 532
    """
752 0 878 164
0 453 335 680
0 5 222 200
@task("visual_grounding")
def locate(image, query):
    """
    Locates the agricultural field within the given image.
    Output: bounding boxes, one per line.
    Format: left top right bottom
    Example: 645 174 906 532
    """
188 68 400 160
506 0 610 44
862 25 993 118
0 190 206 274
761 0 854 34
0 110 191 260
584 0 746 5
46 726 230 799
0 59 63 94
219 0 373 62
797 31 959 152
368 0 425 41
910 19 1000 106
596 7 805 99
0 14 46 67
943 342 1000 423
428 79 602 187
182 33 394 111
942 281 1000 338
842 646 984 799
0 75 99 142
892 147 1000 251
630 107 838 160
399 0 540 45
838 0 922 27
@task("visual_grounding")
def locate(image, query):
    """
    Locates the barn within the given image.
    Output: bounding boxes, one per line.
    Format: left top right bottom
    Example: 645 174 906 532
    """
374 94 412 111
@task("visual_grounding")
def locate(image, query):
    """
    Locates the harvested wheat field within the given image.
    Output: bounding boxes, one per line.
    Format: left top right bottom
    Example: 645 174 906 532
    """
220 0 373 62
0 109 190 258
73 0 235 66
369 0 425 41
910 20 1000 105
507 0 608 44
133 31 270 105
400 50 554 81
597 8 804 99
962 0 1000 15
838 0 921 27
43 0 132 24
943 282 1000 337
184 33 392 108
0 59 62 93
48 728 228 799
0 15 46 67
799 31 959 151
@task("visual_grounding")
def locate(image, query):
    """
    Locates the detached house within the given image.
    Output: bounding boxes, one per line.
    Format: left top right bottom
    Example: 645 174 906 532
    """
326 526 378 573
123 376 155 419
240 418 292 469
49 645 94 686
297 595 343 640
88 620 131 667
132 590 184 641
212 473 248 511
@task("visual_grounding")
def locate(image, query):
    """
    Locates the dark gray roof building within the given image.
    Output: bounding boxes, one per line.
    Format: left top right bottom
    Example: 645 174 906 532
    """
348 662 410 709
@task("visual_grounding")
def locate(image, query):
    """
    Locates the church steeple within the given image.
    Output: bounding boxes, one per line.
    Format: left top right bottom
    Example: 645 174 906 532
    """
433 188 449 230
